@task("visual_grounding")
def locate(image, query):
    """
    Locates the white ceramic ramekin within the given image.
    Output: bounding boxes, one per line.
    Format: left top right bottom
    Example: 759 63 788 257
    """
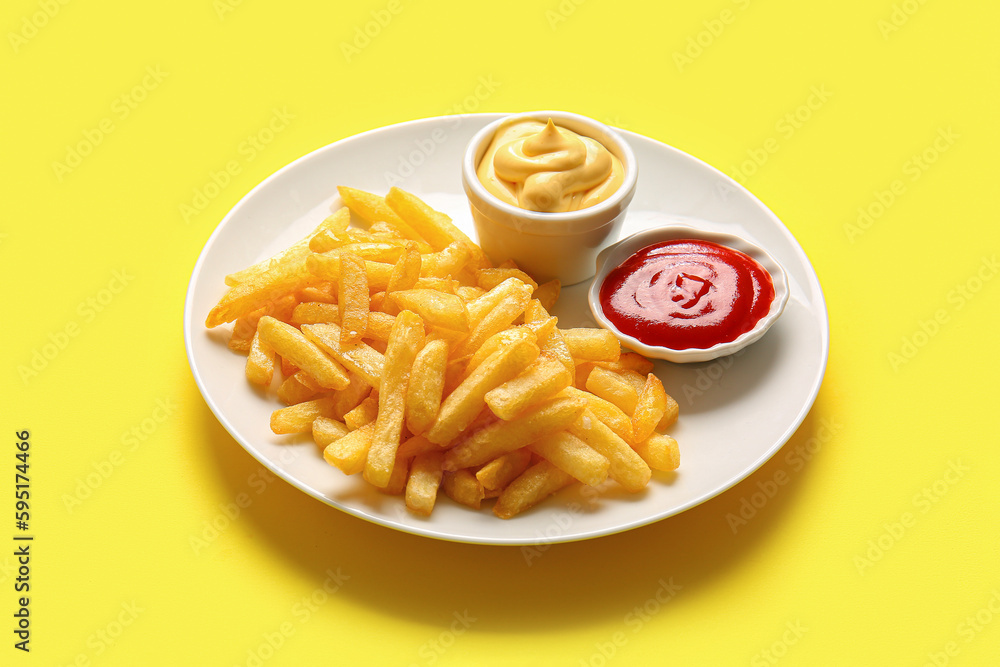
588 225 790 363
461 111 638 286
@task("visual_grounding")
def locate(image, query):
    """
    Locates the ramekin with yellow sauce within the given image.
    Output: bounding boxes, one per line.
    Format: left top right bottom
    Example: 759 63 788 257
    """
462 111 637 285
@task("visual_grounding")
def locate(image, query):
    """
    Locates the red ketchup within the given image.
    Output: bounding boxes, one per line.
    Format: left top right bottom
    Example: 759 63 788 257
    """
599 239 775 350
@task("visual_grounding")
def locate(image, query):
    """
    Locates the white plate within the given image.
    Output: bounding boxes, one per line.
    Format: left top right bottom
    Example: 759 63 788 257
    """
184 113 829 546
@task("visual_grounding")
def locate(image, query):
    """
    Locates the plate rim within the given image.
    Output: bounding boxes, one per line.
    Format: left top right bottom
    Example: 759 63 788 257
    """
183 112 830 546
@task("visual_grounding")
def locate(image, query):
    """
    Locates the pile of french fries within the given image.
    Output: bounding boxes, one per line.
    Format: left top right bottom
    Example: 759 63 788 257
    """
206 186 680 519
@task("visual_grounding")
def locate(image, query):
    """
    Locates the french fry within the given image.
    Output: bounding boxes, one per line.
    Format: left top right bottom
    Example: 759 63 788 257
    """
246 329 276 386
567 408 651 493
633 373 668 443
388 289 470 332
306 252 394 292
464 327 534 375
476 267 538 291
385 187 482 258
443 395 586 470
585 366 641 415
343 395 379 430
405 451 445 516
364 310 425 488
530 430 609 487
532 279 561 311
226 207 349 286
337 186 426 243
208 260 320 327
562 328 621 363
299 322 386 387
406 339 449 436
595 352 655 376
394 434 440 461
420 242 471 279
229 295 298 353
632 433 680 472
277 371 321 405
660 394 680 431
312 416 350 448
453 278 533 359
330 372 371 420
493 460 574 519
270 396 336 434
561 386 633 442
365 312 396 343
475 448 532 491
442 469 486 510
426 337 539 445
338 253 369 345
387 241 422 294
485 352 573 420
256 316 350 390
291 302 340 325
324 422 375 475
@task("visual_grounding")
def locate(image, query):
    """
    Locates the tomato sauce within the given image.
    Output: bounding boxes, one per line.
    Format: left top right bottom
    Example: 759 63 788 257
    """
599 239 775 350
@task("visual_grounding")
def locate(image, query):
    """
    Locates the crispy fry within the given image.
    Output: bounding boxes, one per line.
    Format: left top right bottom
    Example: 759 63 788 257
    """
493 460 574 519
561 386 633 442
568 408 651 493
562 328 621 363
270 396 337 434
338 253 369 345
312 416 350 448
453 278 533 359
632 433 680 472
475 448 532 491
532 279 561 311
388 289 470 332
208 259 319 328
306 252 394 292
426 337 539 445
585 366 641 415
420 242 472 279
324 422 375 475
443 395 586 471
277 371 321 405
476 267 538 292
291 301 340 325
246 328 276 386
364 310 425 488
405 451 445 516
337 186 426 243
442 469 486 510
530 430 609 487
633 373 668 443
485 352 573 420
343 395 379 430
256 317 350 390
299 322 386 387
406 339 450 436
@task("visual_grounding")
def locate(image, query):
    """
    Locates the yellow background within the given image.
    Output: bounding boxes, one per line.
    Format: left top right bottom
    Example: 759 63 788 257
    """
3 0 998 665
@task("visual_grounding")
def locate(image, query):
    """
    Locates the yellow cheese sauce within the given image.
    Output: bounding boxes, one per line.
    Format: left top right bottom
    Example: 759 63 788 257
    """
476 118 624 213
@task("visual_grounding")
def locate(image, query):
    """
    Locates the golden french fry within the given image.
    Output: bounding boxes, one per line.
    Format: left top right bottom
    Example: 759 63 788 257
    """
387 241 422 294
208 259 318 328
277 371 320 405
364 310 425 488
395 434 439 461
270 396 336 434
420 242 471 279
343 395 379 430
405 451 445 515
530 430 609 487
256 317 350 390
442 469 486 510
388 289 469 332
444 395 586 470
385 187 483 259
562 328 621 363
485 352 573 420
291 301 340 325
226 208 349 286
312 416 350 448
632 432 680 472
324 421 375 475
532 280 561 311
476 267 538 292
426 337 540 445
633 373 668 443
594 352 655 376
660 394 680 431
338 253 369 345
456 285 486 302
561 386 633 442
464 326 534 376
330 372 371 420
406 339 449 436
493 460 575 519
246 329 276 386
585 366 640 415
568 408 651 493
453 278 533 359
306 252 394 292
299 322 386 387
475 448 532 491
297 283 337 304
365 312 396 343
337 186 426 243
229 295 298 353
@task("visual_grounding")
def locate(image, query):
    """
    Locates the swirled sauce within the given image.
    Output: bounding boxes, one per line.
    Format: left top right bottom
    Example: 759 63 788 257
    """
476 118 624 213
599 239 775 350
